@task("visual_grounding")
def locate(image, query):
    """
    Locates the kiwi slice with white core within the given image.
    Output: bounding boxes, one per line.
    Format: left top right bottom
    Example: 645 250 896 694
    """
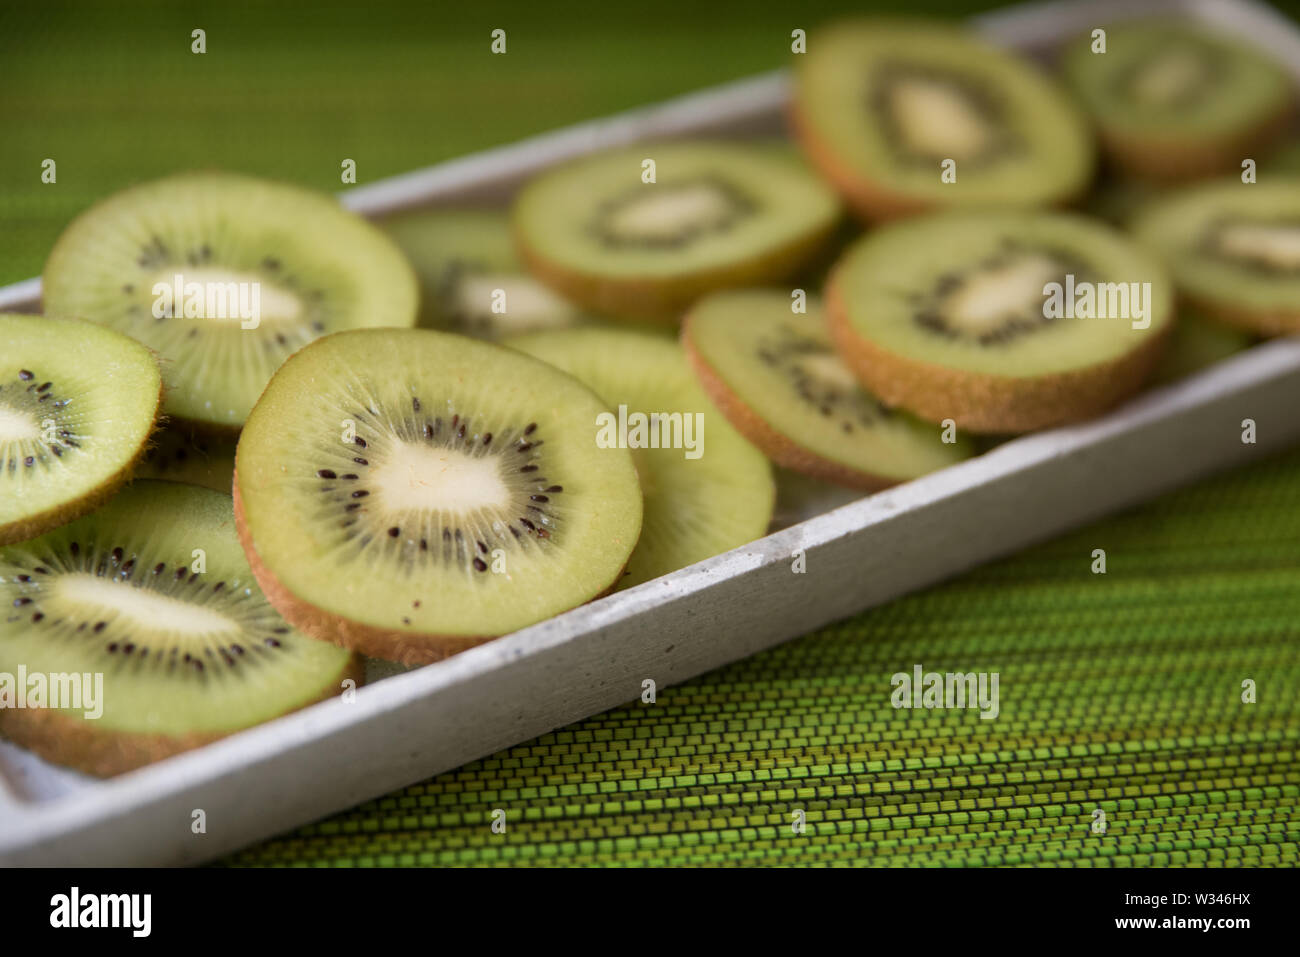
379 208 588 339
234 328 642 664
1132 179 1300 335
1 315 162 545
828 210 1173 433
134 427 237 493
1152 311 1255 386
0 481 360 776
513 142 841 320
683 290 972 489
508 328 774 589
792 19 1094 221
43 172 419 431
1061 20 1291 180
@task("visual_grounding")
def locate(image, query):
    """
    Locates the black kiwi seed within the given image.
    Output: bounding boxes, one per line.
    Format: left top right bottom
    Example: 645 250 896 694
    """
472 558 487 572
412 397 421 412
317 469 337 479
353 457 368 465
354 437 367 448
351 490 368 498
388 526 400 537
18 370 34 380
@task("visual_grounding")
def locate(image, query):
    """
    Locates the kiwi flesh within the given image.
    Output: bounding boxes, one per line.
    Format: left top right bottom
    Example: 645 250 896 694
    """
42 172 419 432
682 290 972 489
1 315 162 546
1152 310 1256 386
792 19 1094 222
513 141 841 321
508 327 774 589
0 481 361 776
827 210 1174 434
234 328 643 664
1061 20 1292 181
1132 178 1300 336
134 427 237 493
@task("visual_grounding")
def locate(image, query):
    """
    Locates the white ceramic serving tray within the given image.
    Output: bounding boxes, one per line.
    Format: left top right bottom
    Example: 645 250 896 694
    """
2 0 1300 866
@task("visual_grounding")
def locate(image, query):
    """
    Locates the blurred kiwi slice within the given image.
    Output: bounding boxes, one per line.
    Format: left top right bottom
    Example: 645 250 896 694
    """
513 141 841 321
1 315 161 545
43 172 419 432
234 329 643 664
0 481 361 776
1061 20 1292 181
509 327 774 588
683 290 971 489
792 19 1094 222
827 211 1174 434
1152 310 1256 386
379 207 589 339
1132 178 1300 336
134 427 237 493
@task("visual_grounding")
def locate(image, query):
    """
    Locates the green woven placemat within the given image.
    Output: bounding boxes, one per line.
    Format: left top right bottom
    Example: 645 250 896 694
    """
225 448 1300 866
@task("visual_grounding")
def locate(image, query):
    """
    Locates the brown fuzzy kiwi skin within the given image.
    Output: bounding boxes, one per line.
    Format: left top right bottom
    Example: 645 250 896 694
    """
1179 293 1300 338
680 313 895 492
0 656 364 778
825 280 1172 435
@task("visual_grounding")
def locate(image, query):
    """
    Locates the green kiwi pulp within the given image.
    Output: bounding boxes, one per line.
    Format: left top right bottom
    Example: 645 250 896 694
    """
1 315 162 546
134 427 237 493
0 481 361 776
234 328 643 664
1132 178 1300 335
513 141 841 320
683 290 972 489
1061 20 1292 180
1152 311 1256 386
508 327 774 589
792 19 1094 221
379 208 589 339
42 172 419 431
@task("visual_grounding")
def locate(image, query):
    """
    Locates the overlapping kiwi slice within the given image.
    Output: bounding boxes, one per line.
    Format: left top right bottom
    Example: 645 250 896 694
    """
682 290 971 489
508 328 774 588
42 172 419 431
1 315 162 545
828 211 1173 434
134 427 237 493
1132 179 1300 336
0 481 361 776
513 141 841 320
792 19 1094 222
1061 20 1292 181
234 329 643 664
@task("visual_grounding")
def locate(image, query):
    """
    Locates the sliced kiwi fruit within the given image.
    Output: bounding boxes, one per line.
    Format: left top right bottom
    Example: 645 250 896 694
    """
508 327 774 588
134 427 237 493
43 172 419 432
682 290 972 489
513 141 841 321
0 481 361 776
379 207 589 339
827 210 1174 434
234 328 643 664
1 315 162 546
1132 178 1300 336
1152 310 1256 386
791 18 1094 222
1061 20 1292 181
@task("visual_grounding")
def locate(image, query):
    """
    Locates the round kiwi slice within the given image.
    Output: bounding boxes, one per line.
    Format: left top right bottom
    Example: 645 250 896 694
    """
379 207 589 339
0 481 361 777
827 210 1174 434
134 427 237 493
1131 178 1300 336
513 141 841 320
234 328 643 664
1061 20 1292 181
682 290 972 489
43 172 419 431
508 327 774 589
791 18 1094 222
1152 310 1256 386
1 314 162 546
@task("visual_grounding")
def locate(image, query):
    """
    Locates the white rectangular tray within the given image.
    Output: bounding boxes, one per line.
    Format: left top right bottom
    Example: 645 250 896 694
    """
3 0 1300 866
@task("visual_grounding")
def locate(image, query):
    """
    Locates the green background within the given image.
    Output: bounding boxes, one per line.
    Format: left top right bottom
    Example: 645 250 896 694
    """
3 0 1299 866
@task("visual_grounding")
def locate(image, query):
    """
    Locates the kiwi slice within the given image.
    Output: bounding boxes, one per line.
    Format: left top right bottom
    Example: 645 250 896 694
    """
509 327 774 588
791 19 1094 222
827 210 1174 434
1133 179 1300 336
0 481 361 777
1152 310 1256 386
134 427 237 493
43 172 419 431
1 314 162 546
379 207 589 339
1061 20 1292 181
682 290 972 489
234 329 642 664
513 141 841 320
